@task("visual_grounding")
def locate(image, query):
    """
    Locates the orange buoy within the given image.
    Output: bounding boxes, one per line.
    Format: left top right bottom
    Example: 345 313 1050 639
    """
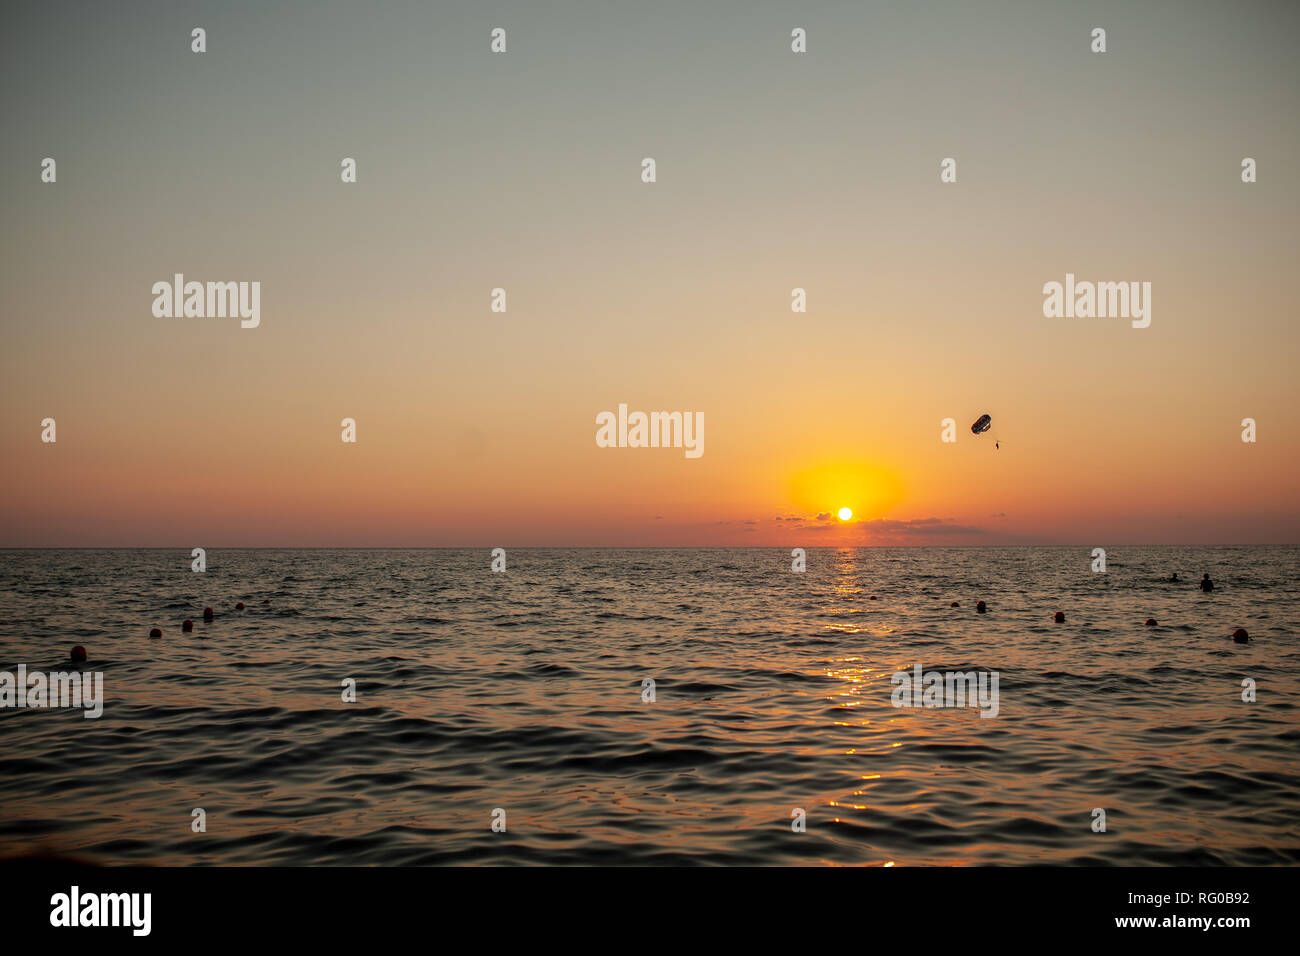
1232 628 1249 643
70 645 87 662
182 619 194 632
976 600 987 613
235 602 245 610
1054 611 1065 623
1144 618 1157 626
149 627 162 638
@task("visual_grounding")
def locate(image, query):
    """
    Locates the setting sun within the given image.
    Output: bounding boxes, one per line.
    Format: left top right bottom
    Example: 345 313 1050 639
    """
789 463 905 527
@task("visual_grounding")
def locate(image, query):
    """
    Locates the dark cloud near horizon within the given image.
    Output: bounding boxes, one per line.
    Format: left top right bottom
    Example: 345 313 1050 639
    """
771 515 985 536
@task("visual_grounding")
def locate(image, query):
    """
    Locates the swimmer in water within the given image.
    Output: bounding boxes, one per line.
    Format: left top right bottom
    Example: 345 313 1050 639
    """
1169 572 1179 582
1200 573 1214 592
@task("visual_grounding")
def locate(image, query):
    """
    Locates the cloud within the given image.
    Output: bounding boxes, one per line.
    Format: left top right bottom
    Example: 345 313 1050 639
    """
860 517 985 535
750 513 987 538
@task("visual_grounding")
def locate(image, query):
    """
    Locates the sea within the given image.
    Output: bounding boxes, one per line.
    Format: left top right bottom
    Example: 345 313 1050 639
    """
0 547 1296 866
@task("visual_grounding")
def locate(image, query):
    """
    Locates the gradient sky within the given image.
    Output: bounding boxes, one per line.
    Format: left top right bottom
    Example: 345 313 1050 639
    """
2 0 1297 546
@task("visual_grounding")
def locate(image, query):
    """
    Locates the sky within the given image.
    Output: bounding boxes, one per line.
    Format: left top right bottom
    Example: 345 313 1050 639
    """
1 0 1297 546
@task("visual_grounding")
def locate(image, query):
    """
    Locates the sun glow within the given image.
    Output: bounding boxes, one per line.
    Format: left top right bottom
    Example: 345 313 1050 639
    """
790 462 905 521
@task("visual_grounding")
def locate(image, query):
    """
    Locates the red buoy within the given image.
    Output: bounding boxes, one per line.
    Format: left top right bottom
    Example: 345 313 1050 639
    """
149 627 162 638
1144 618 1157 626
950 601 959 607
976 600 987 613
203 607 214 620
235 602 245 610
182 619 194 632
70 645 87 662
1054 611 1065 623
1232 628 1249 643
869 595 878 601
261 599 270 605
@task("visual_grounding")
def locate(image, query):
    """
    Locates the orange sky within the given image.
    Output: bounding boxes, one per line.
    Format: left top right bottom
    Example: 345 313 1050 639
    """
1 1 1296 546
